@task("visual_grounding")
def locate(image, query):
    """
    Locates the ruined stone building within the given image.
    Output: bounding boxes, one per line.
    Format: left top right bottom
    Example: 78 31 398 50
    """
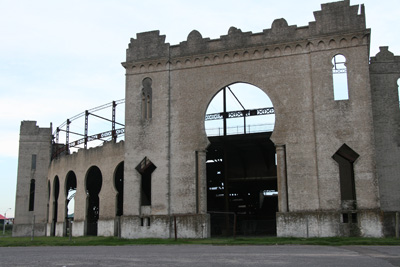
13 0 400 238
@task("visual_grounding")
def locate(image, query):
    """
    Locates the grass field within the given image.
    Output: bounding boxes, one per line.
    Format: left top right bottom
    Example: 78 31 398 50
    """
1 236 400 247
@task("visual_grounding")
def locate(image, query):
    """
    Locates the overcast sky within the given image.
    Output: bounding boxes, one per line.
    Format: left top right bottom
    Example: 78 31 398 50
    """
1 0 399 218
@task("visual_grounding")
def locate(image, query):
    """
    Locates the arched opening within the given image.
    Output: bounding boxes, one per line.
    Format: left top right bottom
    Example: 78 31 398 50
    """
85 166 102 236
136 157 156 206
332 144 359 207
114 162 124 217
52 176 60 236
205 83 277 237
114 162 124 237
65 171 77 236
332 144 359 236
332 54 349 100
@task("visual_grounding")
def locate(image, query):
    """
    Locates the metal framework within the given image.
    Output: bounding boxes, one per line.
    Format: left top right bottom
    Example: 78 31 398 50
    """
51 89 275 159
205 107 275 121
52 99 125 159
206 86 275 136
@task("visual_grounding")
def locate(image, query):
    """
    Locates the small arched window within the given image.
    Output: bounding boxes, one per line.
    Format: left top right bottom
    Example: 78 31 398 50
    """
141 78 152 120
332 54 349 100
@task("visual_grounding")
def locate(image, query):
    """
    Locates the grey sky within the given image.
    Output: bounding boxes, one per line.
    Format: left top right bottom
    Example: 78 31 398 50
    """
1 0 399 217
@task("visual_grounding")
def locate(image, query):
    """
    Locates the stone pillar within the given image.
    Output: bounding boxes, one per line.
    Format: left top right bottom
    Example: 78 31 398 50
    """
196 150 207 214
276 144 288 212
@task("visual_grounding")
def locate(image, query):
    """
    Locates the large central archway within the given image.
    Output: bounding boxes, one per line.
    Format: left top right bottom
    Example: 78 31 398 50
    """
205 83 277 236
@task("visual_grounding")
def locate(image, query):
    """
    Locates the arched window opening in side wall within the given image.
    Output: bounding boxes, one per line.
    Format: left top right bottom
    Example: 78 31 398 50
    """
332 144 359 209
136 157 156 206
141 78 152 120
65 171 77 223
114 162 124 216
29 179 35 211
86 166 103 236
332 54 349 100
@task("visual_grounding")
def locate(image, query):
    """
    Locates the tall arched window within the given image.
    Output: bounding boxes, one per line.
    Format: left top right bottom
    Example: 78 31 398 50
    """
332 144 359 206
136 157 156 206
332 54 349 100
141 78 152 120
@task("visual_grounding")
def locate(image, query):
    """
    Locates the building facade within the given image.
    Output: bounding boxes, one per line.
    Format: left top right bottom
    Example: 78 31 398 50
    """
13 0 400 238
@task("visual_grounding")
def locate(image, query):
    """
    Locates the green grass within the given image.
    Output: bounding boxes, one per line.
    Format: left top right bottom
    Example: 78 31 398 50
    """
1 236 400 247
0 225 12 237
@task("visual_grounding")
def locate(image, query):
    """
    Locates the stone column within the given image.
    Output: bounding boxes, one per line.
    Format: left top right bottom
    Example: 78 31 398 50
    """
196 150 207 214
276 144 288 212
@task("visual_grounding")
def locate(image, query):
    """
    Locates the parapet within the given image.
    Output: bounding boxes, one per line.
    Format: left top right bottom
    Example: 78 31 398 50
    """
370 46 400 63
370 47 400 73
126 31 170 62
309 0 365 35
20 121 52 140
124 0 368 65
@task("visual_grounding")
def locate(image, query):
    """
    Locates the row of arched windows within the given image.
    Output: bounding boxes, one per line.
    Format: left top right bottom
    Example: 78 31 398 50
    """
138 56 350 123
47 162 124 236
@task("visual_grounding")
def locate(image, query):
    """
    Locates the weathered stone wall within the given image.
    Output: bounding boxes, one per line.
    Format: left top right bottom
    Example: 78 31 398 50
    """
13 121 52 237
370 47 400 236
14 0 398 238
123 0 381 237
47 141 124 237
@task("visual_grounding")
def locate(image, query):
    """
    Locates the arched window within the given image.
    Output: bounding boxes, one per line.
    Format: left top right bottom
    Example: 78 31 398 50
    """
65 171 77 224
114 162 124 216
86 166 103 236
136 157 156 206
141 78 152 120
332 144 359 204
332 54 349 100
